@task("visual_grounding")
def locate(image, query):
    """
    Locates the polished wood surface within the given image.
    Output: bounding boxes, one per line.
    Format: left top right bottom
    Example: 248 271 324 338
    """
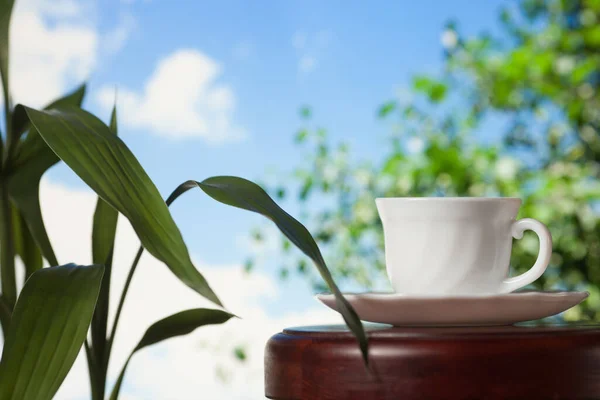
264 323 600 400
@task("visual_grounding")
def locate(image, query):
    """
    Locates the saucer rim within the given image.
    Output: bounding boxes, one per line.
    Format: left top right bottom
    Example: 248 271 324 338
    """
315 290 590 301
374 196 522 203
315 291 589 327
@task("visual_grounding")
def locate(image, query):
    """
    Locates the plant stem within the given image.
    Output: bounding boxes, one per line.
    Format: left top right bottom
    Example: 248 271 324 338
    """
2 76 10 160
0 179 16 307
84 340 103 400
0 295 11 336
106 245 143 359
90 247 115 400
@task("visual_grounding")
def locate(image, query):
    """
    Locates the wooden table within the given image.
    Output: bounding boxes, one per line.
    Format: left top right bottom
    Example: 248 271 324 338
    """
264 323 600 400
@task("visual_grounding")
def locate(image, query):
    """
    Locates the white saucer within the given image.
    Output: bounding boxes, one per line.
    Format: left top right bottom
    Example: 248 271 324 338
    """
316 291 589 326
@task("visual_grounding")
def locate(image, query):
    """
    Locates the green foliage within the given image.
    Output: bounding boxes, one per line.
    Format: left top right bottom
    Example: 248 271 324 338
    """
89 105 119 399
300 106 312 119
110 308 235 400
13 106 241 399
412 76 447 103
21 105 222 307
8 84 86 271
0 0 14 143
0 264 104 400
0 2 363 398
234 345 247 362
165 177 369 363
378 101 396 118
256 0 600 322
11 207 42 279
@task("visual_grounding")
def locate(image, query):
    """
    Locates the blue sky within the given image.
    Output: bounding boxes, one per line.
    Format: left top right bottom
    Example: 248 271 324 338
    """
9 0 512 397
37 0 511 317
49 0 507 278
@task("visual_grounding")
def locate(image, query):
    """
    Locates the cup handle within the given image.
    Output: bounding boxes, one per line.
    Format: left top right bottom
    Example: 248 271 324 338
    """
499 218 552 293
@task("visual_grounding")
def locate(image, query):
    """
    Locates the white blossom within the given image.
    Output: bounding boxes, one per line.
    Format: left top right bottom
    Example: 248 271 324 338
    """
554 56 575 75
441 29 458 49
495 157 519 180
406 137 425 154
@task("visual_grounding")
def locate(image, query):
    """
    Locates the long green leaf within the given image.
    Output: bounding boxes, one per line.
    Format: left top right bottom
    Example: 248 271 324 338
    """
90 105 119 398
0 0 12 89
12 204 42 279
0 264 104 400
0 0 14 134
166 177 369 364
0 180 16 306
104 168 203 365
17 105 222 307
0 0 18 296
7 84 87 268
6 160 58 266
109 309 234 400
0 295 11 338
11 83 86 147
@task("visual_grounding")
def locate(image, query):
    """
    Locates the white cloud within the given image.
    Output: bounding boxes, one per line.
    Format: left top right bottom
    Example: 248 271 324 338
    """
19 0 92 19
292 30 331 75
103 13 136 55
1 0 135 108
96 49 246 143
32 179 339 399
7 0 97 108
116 269 337 400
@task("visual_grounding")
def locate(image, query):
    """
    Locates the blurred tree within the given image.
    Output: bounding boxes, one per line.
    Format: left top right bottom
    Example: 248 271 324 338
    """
252 0 600 321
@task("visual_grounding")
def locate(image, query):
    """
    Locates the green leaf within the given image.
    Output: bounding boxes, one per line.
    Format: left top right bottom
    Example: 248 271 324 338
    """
299 176 313 200
233 345 247 362
300 106 312 119
12 205 42 279
0 182 16 306
8 84 87 268
294 129 308 143
6 161 58 266
0 295 12 338
92 199 118 272
12 83 86 145
90 105 119 393
110 308 234 400
165 177 369 364
17 105 222 307
244 259 254 273
412 75 447 103
378 101 397 118
0 0 14 113
0 264 104 400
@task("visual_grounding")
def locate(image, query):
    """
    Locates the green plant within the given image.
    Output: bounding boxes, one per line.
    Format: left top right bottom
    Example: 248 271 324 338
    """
252 0 600 321
0 1 367 399
0 264 104 400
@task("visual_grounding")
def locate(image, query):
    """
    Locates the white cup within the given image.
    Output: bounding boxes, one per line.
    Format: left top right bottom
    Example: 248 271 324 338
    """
375 197 552 295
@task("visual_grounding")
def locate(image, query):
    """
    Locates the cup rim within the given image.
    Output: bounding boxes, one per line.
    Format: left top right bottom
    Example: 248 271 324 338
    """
375 197 521 203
